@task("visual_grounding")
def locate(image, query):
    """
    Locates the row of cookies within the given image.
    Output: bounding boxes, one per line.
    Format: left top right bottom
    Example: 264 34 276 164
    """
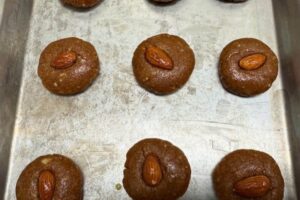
61 0 248 9
16 138 284 199
38 34 278 97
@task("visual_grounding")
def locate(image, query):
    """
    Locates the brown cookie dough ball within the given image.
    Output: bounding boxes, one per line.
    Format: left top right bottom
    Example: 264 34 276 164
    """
220 0 247 2
151 0 176 3
16 154 83 200
123 138 191 200
38 37 100 95
133 34 195 95
213 149 284 200
219 38 278 97
61 0 101 8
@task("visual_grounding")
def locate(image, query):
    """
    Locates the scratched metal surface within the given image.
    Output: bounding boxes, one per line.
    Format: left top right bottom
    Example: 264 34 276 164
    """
1 0 298 199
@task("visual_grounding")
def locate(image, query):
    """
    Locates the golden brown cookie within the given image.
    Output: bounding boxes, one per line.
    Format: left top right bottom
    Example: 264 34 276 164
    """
38 37 100 95
61 0 101 8
219 38 278 97
213 149 284 200
133 34 195 95
16 154 83 200
123 138 191 200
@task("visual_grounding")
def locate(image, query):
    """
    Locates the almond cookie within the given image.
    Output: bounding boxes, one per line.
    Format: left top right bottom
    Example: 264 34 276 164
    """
123 138 191 200
133 34 195 95
38 37 100 95
16 154 83 200
61 0 101 8
213 149 284 200
219 38 278 97
151 0 176 3
221 0 247 2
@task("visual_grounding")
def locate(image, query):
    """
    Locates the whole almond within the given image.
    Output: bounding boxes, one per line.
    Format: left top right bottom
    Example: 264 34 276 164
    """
145 44 174 70
233 175 271 198
38 170 55 200
239 53 266 70
142 154 163 186
51 51 77 69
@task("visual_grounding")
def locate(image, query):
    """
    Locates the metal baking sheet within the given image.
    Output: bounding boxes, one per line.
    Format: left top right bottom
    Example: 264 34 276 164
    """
1 0 299 199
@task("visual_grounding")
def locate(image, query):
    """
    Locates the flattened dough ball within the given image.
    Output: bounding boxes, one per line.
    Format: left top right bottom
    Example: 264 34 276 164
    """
38 37 100 95
213 149 284 200
133 34 195 95
151 0 176 3
61 0 101 8
219 38 278 97
16 154 84 200
123 138 191 200
220 0 247 2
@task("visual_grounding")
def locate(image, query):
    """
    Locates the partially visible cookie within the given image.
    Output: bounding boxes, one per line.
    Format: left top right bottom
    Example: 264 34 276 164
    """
213 149 284 200
16 154 83 200
220 0 247 2
219 38 278 97
123 138 191 200
151 0 176 3
38 37 100 95
61 0 101 8
133 34 195 95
